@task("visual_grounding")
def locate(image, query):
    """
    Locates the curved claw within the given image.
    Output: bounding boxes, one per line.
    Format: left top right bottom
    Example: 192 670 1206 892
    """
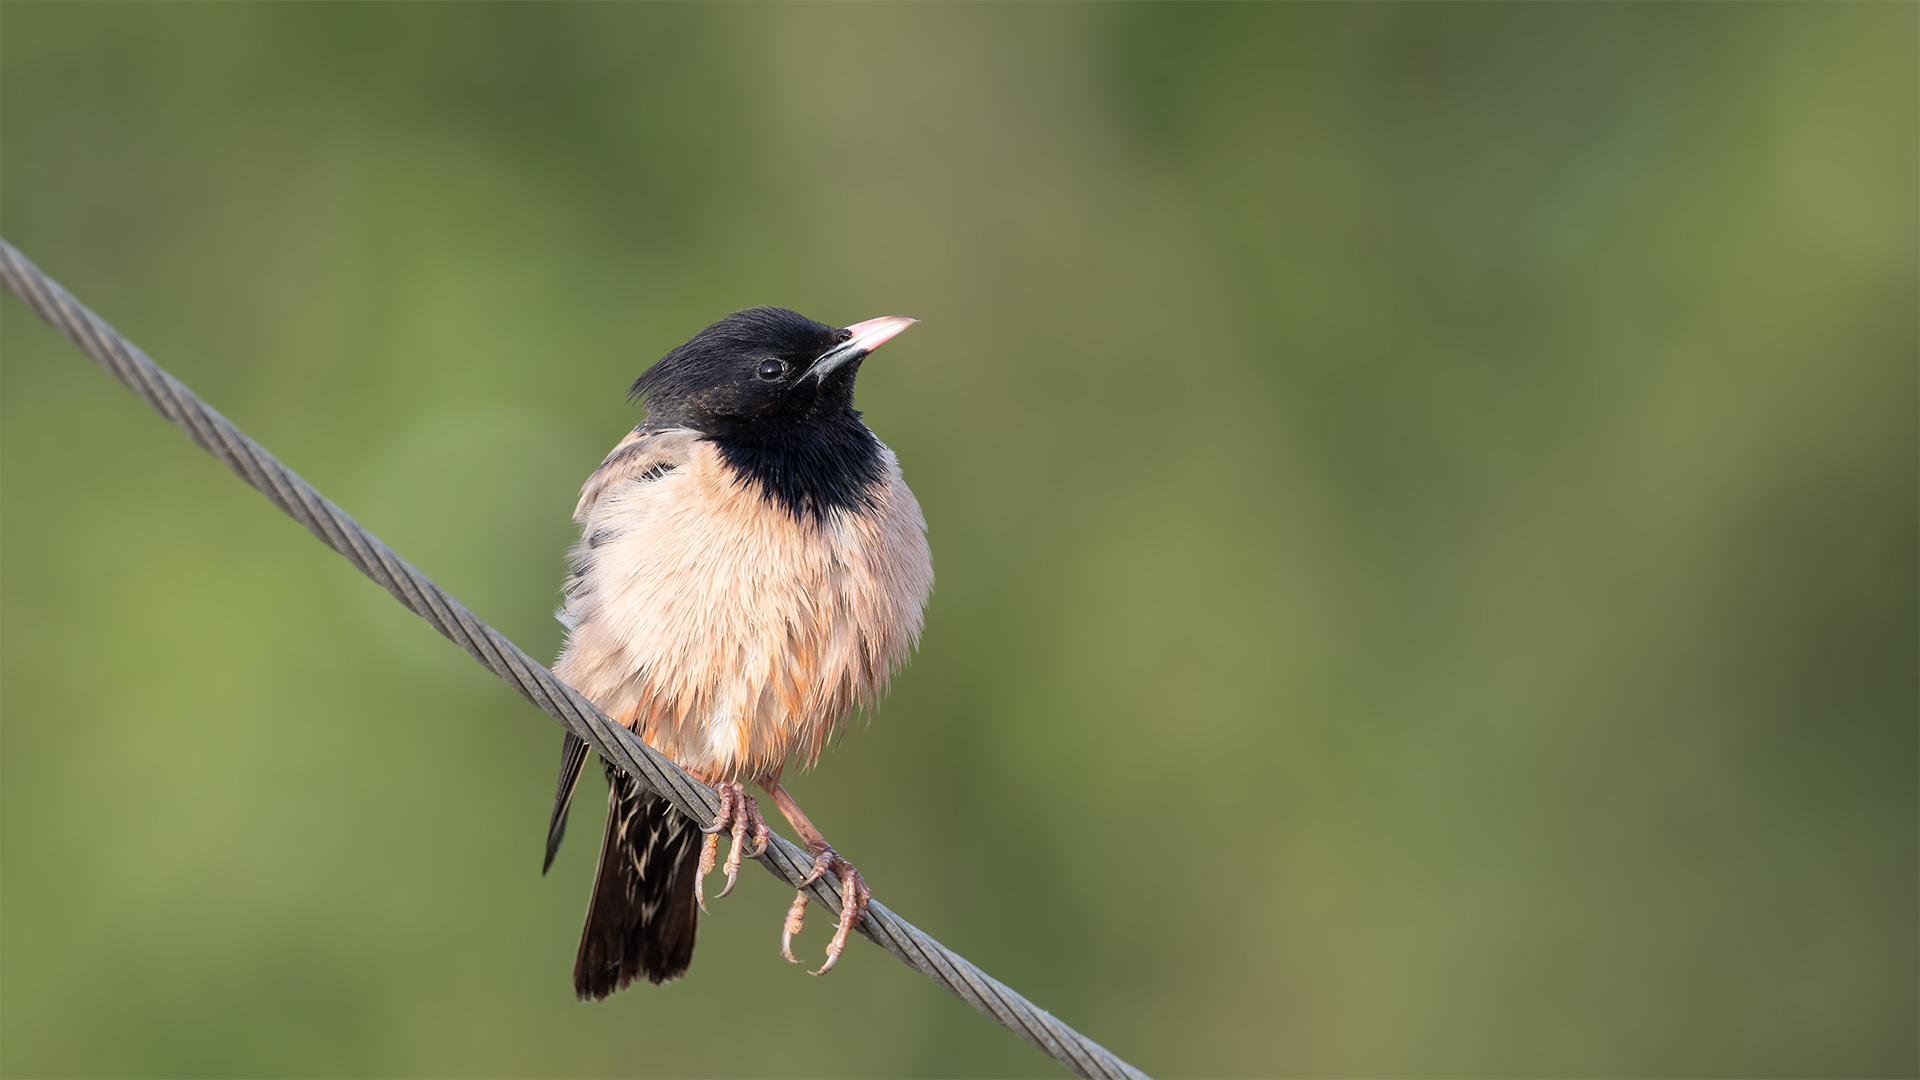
809 929 843 976
780 850 870 975
699 783 736 835
715 808 751 900
781 891 809 964
692 781 769 909
811 860 871 976
694 830 719 913
799 849 834 887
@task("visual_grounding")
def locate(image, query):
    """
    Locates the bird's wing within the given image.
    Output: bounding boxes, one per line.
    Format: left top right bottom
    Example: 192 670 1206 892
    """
545 425 699 873
571 425 700 521
543 730 591 874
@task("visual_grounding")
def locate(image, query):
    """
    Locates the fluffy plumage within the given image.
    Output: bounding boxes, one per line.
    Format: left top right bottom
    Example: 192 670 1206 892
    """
557 428 930 780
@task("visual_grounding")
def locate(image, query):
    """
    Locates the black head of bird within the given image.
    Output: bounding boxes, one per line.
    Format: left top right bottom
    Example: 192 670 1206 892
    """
629 306 917 520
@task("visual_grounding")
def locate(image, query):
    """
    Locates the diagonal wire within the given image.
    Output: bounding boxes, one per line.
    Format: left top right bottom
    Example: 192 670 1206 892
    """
0 238 1148 1080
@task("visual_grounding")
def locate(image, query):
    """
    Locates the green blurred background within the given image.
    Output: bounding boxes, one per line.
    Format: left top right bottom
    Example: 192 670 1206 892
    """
2 4 1913 1077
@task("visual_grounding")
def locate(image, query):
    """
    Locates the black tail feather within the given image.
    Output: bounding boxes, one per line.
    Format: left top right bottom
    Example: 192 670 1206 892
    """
573 764 701 998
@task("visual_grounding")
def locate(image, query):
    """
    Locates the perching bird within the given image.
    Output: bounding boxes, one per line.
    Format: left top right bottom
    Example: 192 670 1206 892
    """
543 307 933 998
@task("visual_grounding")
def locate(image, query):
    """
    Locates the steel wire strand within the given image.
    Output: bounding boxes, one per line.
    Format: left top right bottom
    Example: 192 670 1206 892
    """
0 239 1148 1080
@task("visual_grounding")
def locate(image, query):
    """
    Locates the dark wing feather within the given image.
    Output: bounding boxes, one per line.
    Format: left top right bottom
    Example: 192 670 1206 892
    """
542 730 590 874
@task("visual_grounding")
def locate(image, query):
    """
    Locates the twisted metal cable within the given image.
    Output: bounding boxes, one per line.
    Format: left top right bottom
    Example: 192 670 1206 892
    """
0 238 1148 1080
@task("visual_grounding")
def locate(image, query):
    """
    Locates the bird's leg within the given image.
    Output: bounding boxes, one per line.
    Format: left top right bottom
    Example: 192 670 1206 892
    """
694 775 770 913
761 779 870 975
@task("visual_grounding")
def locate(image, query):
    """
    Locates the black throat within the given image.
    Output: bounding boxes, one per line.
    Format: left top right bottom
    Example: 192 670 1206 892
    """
707 411 886 522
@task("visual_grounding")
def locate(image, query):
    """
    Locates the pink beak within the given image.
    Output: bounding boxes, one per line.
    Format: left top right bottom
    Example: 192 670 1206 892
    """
806 315 919 381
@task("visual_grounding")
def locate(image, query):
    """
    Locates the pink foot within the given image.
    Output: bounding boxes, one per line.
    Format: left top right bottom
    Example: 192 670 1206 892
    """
781 844 870 975
695 780 770 912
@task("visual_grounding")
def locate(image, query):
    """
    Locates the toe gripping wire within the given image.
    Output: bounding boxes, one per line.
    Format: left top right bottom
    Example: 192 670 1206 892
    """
0 239 1148 1080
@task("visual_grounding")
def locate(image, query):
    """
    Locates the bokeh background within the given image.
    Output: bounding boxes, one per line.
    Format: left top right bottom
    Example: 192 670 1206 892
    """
2 4 1913 1077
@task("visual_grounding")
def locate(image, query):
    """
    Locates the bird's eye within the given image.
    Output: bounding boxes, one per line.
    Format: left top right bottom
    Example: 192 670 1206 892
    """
756 358 787 382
